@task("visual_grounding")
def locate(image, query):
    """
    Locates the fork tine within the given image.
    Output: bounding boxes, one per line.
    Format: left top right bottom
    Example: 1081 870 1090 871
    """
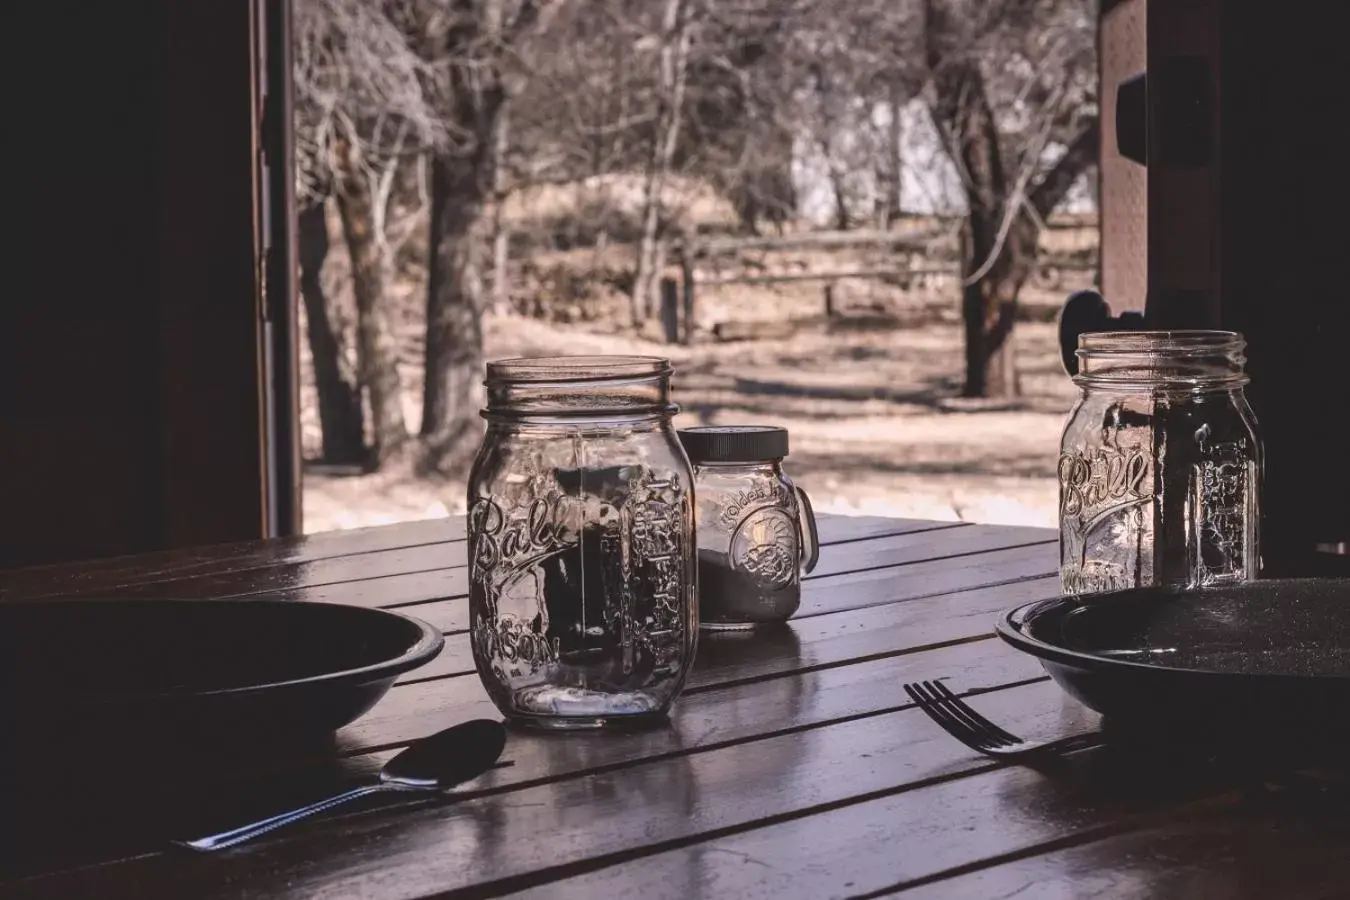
915 680 1017 749
907 680 993 750
906 682 984 747
928 681 1024 746
927 681 1023 746
906 680 1102 761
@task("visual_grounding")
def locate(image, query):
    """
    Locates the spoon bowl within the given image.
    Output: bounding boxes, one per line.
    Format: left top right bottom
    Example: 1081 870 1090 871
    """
176 719 508 852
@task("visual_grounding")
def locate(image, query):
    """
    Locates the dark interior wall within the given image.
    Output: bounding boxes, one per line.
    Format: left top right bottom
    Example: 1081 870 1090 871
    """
3 2 270 567
1110 0 1350 571
1216 2 1350 567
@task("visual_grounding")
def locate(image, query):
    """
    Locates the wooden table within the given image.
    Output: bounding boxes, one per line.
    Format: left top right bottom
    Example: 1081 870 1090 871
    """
3 515 1347 898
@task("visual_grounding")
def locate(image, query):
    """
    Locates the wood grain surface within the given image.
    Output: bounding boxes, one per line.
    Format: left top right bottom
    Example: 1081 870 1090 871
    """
3 515 1345 899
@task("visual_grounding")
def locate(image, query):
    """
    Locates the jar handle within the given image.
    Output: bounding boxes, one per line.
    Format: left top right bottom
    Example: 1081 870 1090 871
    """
795 485 821 575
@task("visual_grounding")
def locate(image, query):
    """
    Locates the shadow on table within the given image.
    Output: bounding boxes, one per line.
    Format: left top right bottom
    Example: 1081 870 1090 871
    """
1 724 382 878
992 715 1350 842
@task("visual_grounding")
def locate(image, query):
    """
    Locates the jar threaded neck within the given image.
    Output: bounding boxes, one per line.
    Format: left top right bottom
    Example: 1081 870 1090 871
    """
1074 330 1248 390
483 355 676 419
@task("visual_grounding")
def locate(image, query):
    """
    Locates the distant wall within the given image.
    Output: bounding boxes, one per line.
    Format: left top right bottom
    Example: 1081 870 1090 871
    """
791 98 1097 224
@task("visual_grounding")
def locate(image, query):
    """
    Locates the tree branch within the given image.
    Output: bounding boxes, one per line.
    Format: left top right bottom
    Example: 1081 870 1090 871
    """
1029 118 1099 220
501 0 550 48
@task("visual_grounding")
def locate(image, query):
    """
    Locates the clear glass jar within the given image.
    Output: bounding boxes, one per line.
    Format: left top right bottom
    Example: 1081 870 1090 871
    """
467 356 697 729
1059 331 1262 594
678 426 820 629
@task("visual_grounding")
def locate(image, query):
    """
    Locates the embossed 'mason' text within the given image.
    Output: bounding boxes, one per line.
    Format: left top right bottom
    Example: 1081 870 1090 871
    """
474 614 560 668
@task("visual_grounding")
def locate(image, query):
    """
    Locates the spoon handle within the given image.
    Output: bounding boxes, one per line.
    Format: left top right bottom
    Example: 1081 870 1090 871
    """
175 782 411 852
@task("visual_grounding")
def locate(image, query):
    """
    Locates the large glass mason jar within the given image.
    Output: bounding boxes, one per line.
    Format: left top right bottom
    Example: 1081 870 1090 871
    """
467 356 697 729
1059 331 1262 594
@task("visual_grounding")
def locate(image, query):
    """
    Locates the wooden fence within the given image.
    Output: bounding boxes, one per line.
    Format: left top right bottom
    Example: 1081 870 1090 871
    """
657 227 1096 344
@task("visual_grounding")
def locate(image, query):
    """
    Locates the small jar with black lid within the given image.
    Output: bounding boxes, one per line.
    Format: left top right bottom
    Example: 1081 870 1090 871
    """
678 426 820 629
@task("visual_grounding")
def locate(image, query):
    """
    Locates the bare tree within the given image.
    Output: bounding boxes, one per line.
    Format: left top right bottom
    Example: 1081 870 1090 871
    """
488 107 512 315
419 0 555 472
808 58 857 231
295 0 444 465
630 0 695 325
923 0 1097 398
879 77 908 226
297 201 365 464
332 121 413 461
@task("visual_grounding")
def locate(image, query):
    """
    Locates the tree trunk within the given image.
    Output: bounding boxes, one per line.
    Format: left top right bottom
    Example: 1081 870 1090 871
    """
416 0 548 472
949 71 1033 400
958 214 1037 398
925 0 1099 400
422 151 491 471
884 80 905 226
297 203 365 464
489 105 511 316
632 0 691 326
829 161 851 231
922 47 1022 398
333 133 409 465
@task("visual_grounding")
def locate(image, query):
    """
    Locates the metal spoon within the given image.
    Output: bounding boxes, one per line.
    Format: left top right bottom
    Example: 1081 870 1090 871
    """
176 719 507 852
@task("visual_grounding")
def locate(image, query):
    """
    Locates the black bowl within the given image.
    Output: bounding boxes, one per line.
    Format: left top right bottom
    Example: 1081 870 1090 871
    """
0 597 444 749
997 579 1350 736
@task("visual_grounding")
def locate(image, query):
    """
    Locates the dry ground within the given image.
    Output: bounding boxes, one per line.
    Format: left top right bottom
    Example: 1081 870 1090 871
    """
301 310 1079 533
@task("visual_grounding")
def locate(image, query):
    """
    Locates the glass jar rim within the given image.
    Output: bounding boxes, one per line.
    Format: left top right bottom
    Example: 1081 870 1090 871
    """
486 356 671 384
1077 330 1244 354
1074 330 1247 391
483 355 676 421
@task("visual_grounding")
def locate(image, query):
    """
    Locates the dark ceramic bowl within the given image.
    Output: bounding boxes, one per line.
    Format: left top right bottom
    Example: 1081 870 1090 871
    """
997 579 1350 735
0 597 443 747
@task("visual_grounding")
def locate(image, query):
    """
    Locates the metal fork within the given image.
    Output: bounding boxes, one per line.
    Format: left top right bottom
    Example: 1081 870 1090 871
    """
903 680 1103 760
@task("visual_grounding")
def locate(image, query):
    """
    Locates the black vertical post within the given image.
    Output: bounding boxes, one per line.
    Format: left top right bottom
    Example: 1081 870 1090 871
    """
659 278 680 344
260 0 302 536
680 251 695 345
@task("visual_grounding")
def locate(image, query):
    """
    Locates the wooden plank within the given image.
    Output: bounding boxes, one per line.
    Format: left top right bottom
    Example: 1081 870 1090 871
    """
15 520 1041 613
19 536 1050 718
5 671 1075 898
386 541 1058 687
258 524 1052 616
209 536 1057 690
23 672 1285 900
691 228 939 255
386 599 464 636
3 555 1058 877
391 573 1059 686
893 810 1350 900
398 577 1052 756
806 525 1051 581
11 518 1337 900
71 542 468 602
0 514 940 601
1 519 1069 894
686 575 1059 688
798 543 1058 619
809 516 964 546
0 517 463 599
4 636 1046 885
701 266 951 287
499 745 1246 900
346 634 1045 758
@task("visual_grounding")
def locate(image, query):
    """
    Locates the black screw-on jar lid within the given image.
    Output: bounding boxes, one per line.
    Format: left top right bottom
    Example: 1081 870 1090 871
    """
678 425 789 463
